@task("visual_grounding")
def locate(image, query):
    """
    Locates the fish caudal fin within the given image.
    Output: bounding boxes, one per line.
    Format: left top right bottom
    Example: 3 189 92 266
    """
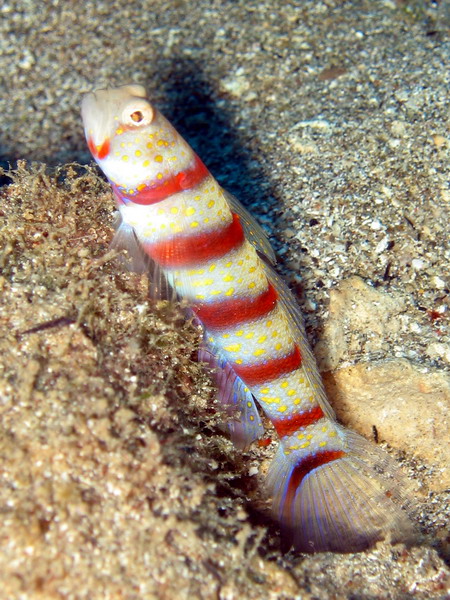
267 428 415 553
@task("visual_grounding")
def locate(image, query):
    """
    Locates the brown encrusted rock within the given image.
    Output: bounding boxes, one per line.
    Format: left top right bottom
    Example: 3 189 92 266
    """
315 276 407 371
323 359 450 492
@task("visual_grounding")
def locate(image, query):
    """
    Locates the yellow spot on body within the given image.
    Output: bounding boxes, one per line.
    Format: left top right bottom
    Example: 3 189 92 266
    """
120 142 126 148
196 294 205 300
191 221 199 228
289 445 299 450
116 128 123 135
235 359 243 364
272 331 279 338
309 396 314 402
137 184 146 191
261 388 269 394
146 142 153 149
329 431 337 438
297 433 305 440
237 278 243 283
306 434 313 440
204 218 210 223
321 426 328 433
225 288 235 296
211 290 222 295
319 441 327 447
281 381 288 388
225 261 232 268
157 173 163 179
157 139 165 146
266 320 273 327
287 390 295 397
299 378 304 384
278 405 288 413
250 415 255 421
300 442 310 449
185 207 196 216
122 155 129 161
265 397 280 404
223 274 234 282
293 398 302 405
170 156 177 161
249 266 256 273
254 348 266 357
258 335 267 343
208 200 215 208
275 343 282 351
248 282 255 289
237 260 243 266
170 207 179 214
143 160 150 167
245 332 254 339
247 401 252 408
155 155 163 163
224 343 241 352
209 265 216 272
222 333 230 339
135 150 142 157
236 330 243 337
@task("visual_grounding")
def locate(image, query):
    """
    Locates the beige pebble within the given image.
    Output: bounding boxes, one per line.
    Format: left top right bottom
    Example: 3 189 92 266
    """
432 134 447 148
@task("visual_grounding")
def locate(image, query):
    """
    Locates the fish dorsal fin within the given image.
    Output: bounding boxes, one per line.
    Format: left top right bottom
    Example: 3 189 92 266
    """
222 189 276 265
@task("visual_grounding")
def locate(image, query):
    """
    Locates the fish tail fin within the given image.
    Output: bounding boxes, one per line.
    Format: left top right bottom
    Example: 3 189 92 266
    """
267 428 416 553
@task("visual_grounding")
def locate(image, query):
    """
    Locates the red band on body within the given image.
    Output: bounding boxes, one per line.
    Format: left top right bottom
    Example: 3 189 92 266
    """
113 154 209 205
145 213 245 268
194 283 278 330
233 346 302 387
285 450 345 508
273 406 324 438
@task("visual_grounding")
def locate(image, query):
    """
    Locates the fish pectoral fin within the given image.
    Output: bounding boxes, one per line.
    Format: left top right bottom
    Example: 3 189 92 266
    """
199 343 265 450
110 215 177 302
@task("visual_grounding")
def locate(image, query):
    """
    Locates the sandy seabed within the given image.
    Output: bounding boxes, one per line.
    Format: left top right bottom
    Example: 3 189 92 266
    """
1 1 449 598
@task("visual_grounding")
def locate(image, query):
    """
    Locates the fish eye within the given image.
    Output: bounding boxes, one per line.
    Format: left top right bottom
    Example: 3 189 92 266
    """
122 101 154 126
130 110 144 122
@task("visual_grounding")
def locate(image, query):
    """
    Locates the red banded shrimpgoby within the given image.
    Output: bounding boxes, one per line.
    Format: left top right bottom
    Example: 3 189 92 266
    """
81 84 414 553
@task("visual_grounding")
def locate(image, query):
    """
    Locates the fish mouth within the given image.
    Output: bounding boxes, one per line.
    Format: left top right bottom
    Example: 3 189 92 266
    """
87 135 111 160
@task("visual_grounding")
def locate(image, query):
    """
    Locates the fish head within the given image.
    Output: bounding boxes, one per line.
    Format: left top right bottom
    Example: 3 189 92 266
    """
81 84 192 192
